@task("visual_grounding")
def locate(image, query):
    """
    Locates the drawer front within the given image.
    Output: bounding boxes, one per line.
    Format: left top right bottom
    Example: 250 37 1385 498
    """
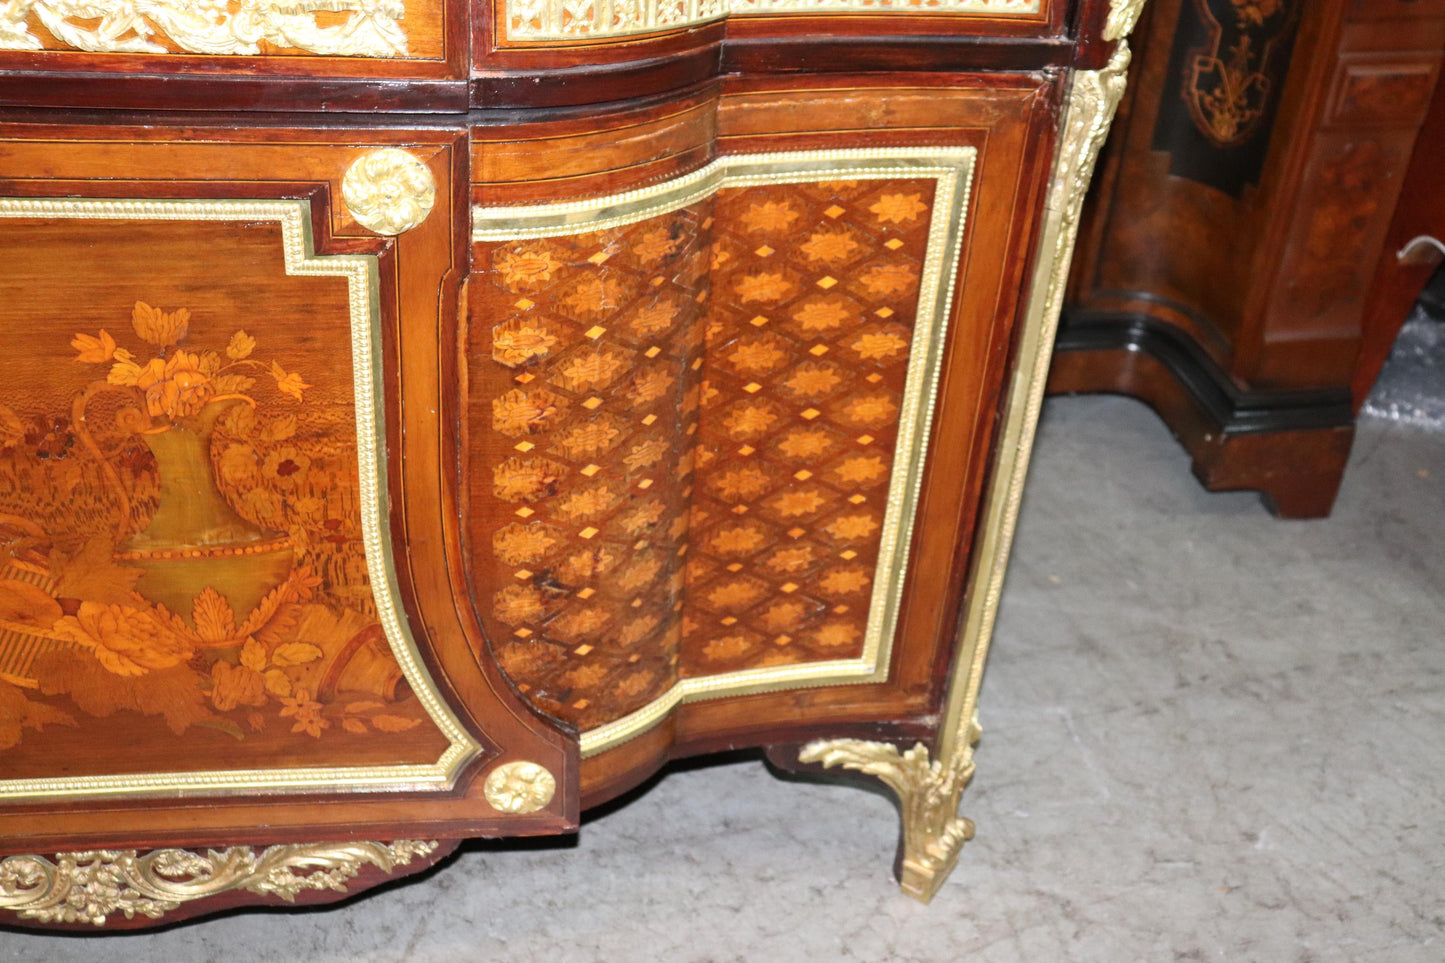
0 125 574 849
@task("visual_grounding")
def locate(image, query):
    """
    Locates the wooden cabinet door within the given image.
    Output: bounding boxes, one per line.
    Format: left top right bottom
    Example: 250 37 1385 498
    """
0 123 576 860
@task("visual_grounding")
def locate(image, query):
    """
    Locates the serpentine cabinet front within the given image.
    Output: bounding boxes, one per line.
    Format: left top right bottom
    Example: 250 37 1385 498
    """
0 0 1144 930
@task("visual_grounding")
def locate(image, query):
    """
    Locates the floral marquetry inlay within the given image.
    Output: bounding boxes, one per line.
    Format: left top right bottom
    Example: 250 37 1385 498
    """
0 198 474 800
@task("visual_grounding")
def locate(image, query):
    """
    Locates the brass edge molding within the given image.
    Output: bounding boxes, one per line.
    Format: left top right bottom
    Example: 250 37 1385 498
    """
343 149 438 236
939 41 1133 772
796 40 1138 906
0 0 410 57
0 197 482 801
503 0 1041 43
0 840 439 926
476 146 976 759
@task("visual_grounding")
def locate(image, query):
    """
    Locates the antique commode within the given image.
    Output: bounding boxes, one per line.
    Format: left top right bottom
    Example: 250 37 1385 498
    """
0 0 1142 929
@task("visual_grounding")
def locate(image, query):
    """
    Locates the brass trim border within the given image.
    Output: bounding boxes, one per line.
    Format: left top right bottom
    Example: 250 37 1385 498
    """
474 146 976 758
0 197 482 801
800 41 1136 904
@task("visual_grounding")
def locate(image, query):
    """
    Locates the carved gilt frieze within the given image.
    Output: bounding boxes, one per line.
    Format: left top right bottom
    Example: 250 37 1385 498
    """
0 0 410 57
506 0 1041 43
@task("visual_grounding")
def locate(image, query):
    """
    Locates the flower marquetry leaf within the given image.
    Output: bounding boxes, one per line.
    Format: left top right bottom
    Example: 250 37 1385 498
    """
739 200 799 234
703 578 768 612
799 229 863 265
492 388 567 437
720 401 781 440
868 193 929 226
493 321 560 368
733 271 795 304
555 483 623 522
271 642 323 667
818 566 871 596
709 464 776 502
725 337 790 375
791 297 860 334
838 394 900 429
706 522 770 557
811 622 861 648
226 330 257 360
269 361 311 402
192 587 238 643
55 602 194 677
776 427 838 461
555 417 625 460
824 513 880 542
493 523 562 566
783 362 846 400
832 454 890 486
132 301 190 347
764 545 818 575
858 263 920 300
494 584 549 626
71 329 117 364
703 634 757 661
622 437 669 472
0 684 77 751
493 457 565 503
850 330 910 362
553 346 630 392
240 638 268 672
492 244 564 292
627 298 681 337
769 488 829 519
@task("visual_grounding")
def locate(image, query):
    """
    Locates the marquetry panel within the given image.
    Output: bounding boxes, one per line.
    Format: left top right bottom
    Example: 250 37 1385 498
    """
682 178 934 675
469 149 974 748
0 203 463 794
469 203 712 731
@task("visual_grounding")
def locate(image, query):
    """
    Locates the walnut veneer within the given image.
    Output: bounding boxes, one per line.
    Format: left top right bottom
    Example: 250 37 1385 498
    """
1056 0 1445 518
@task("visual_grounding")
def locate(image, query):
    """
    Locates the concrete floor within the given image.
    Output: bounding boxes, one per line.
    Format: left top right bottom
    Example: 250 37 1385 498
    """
4 394 1443 961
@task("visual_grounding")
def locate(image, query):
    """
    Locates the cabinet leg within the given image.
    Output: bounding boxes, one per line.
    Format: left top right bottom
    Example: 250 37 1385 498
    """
797 739 975 903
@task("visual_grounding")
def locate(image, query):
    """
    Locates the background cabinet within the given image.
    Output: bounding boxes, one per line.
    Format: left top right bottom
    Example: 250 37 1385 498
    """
1055 0 1445 517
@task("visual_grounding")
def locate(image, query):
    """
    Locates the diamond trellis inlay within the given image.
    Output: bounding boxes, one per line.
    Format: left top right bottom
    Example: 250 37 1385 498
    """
470 175 939 733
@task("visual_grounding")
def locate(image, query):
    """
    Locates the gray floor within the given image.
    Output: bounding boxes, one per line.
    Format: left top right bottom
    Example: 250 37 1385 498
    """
5 394 1444 961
